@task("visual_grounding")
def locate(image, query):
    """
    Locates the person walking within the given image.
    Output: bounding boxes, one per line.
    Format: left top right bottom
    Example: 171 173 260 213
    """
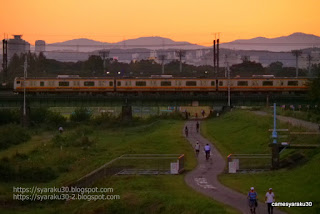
59 126 64 134
196 121 200 133
201 109 205 117
195 141 200 157
265 188 275 214
204 144 211 160
185 126 188 137
247 187 258 214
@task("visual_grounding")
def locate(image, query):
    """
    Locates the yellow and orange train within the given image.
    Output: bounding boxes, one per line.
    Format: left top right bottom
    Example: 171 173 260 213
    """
13 75 310 94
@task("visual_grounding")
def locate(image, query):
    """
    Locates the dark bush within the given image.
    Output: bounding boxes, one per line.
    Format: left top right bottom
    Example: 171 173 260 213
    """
0 109 20 125
70 108 92 122
17 167 57 182
52 126 95 147
46 111 66 127
0 124 31 150
29 108 49 124
91 112 115 125
0 161 16 182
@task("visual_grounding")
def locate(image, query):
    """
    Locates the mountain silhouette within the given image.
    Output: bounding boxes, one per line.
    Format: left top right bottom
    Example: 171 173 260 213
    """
221 32 320 52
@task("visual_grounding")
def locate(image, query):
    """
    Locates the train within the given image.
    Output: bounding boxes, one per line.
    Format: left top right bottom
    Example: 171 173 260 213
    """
13 75 310 94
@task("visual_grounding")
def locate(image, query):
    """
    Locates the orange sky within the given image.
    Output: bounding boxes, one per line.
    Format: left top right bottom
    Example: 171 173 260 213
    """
1 0 319 46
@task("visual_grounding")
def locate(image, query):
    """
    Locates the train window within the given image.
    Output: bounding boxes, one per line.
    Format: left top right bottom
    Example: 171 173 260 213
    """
288 81 298 86
219 81 223 86
16 81 20 84
263 81 273 86
237 81 248 86
186 81 197 86
40 81 44 87
59 81 69 86
161 81 171 86
117 81 121 86
84 81 95 86
211 81 215 86
136 81 146 86
109 81 113 86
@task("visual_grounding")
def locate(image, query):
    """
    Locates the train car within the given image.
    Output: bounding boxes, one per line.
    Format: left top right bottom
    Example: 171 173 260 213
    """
115 77 217 93
13 75 310 94
14 76 115 94
217 78 309 93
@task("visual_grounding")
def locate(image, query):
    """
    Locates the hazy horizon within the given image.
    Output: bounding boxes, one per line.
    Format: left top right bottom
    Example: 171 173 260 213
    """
1 0 320 45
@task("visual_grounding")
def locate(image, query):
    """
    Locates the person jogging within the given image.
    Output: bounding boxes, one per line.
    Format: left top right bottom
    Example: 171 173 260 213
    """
195 141 200 157
248 187 258 214
265 188 275 214
196 121 200 133
204 144 211 160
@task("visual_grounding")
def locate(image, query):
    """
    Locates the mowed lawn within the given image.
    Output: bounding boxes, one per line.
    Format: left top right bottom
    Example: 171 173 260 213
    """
202 110 320 214
0 120 238 214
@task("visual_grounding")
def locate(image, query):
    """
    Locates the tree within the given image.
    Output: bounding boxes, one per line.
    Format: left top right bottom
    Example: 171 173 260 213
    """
230 60 264 77
268 61 283 72
84 55 103 76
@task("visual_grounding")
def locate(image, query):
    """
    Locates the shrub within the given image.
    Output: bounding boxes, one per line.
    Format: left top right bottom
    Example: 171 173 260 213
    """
46 111 67 127
17 167 57 182
0 161 16 182
70 108 92 122
29 108 66 128
91 112 115 125
0 109 20 125
0 124 31 150
29 108 49 124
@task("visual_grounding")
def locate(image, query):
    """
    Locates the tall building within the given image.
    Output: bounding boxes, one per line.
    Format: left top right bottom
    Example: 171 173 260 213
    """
7 35 30 60
35 40 46 54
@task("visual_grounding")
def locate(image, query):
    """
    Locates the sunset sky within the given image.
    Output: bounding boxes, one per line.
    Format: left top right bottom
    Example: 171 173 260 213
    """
1 0 319 45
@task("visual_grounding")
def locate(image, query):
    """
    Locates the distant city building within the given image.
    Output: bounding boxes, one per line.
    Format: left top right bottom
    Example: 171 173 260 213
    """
196 50 203 59
149 50 157 59
35 40 46 54
8 35 30 60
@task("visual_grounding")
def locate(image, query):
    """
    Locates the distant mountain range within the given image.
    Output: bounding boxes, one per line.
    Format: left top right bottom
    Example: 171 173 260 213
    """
221 32 320 52
46 37 205 52
42 32 320 53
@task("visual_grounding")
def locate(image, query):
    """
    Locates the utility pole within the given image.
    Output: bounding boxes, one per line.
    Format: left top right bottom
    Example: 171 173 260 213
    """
213 40 216 74
99 50 110 74
159 54 166 74
217 38 220 74
2 39 8 84
23 58 27 117
175 50 186 73
307 54 312 77
291 50 302 77
226 55 231 107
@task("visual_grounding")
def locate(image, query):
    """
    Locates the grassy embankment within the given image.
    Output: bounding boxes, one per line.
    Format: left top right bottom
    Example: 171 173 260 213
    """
0 120 238 214
202 110 320 214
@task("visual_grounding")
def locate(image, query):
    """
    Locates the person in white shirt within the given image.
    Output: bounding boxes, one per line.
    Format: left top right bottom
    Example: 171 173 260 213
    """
59 126 64 134
195 141 200 157
265 188 275 214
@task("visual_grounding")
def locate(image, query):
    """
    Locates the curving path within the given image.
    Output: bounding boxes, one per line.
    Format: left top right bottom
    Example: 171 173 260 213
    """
183 120 286 214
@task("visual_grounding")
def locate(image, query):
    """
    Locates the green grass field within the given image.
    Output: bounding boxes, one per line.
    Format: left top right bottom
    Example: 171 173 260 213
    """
202 110 320 214
0 120 238 214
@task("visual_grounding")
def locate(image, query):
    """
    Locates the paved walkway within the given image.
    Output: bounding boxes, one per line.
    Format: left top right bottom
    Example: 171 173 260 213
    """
254 111 320 132
183 120 286 214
